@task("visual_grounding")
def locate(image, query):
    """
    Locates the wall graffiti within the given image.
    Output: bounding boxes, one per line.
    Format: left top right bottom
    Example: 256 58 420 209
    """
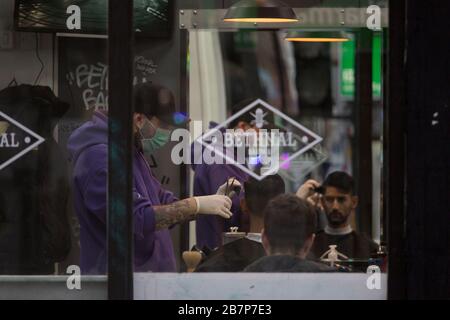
65 58 157 112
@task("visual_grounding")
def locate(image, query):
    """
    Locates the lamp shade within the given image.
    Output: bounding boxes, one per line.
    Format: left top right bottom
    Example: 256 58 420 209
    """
224 0 298 23
285 31 350 42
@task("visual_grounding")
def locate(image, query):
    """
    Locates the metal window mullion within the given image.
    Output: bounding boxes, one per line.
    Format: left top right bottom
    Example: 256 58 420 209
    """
355 28 373 236
108 0 134 300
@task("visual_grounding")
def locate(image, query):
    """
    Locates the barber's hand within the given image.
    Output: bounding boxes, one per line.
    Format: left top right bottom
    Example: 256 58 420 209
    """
216 178 242 198
296 179 321 199
195 195 233 219
307 193 324 210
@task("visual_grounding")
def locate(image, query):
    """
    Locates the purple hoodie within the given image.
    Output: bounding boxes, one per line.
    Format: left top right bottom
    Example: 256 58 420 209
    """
191 122 249 250
193 163 249 250
67 112 177 274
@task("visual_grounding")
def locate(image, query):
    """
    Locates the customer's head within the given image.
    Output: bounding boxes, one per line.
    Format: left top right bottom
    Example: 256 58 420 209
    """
241 174 285 220
262 194 317 258
321 171 358 228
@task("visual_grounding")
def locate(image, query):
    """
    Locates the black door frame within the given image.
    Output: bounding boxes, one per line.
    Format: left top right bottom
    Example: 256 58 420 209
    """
107 0 135 300
105 0 409 300
386 0 407 299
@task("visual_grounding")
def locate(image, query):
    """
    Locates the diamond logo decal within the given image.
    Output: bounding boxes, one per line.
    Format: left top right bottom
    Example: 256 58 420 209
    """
0 110 45 171
196 99 323 181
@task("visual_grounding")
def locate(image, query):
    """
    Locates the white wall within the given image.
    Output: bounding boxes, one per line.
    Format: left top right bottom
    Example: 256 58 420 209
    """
134 273 387 300
188 30 228 249
0 0 53 90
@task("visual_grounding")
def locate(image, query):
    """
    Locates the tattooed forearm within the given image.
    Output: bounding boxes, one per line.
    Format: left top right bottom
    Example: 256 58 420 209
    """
154 198 197 230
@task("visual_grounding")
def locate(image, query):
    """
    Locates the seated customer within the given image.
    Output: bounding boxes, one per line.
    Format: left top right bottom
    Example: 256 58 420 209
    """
309 171 379 260
244 194 335 272
195 175 285 272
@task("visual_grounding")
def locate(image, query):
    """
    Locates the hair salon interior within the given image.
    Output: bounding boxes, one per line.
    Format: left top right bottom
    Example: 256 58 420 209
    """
0 0 448 300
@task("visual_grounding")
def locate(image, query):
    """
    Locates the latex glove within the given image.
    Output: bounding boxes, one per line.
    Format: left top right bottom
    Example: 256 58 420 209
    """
296 179 321 199
216 178 242 198
194 195 233 219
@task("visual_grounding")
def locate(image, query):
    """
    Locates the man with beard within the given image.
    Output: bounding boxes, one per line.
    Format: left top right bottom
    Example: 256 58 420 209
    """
302 172 379 260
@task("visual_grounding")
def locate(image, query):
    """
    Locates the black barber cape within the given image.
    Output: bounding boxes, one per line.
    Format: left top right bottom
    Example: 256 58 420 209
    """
244 255 336 272
311 230 379 260
195 238 265 272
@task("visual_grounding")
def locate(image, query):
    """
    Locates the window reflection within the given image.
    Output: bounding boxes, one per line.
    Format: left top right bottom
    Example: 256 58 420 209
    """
187 29 386 274
0 3 387 287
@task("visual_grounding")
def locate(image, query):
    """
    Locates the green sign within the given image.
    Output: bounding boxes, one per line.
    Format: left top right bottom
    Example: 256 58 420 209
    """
372 35 382 98
340 34 382 99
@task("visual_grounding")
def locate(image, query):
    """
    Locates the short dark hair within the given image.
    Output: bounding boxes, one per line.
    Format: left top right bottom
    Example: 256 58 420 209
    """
244 174 285 217
322 171 354 195
228 98 258 129
134 83 176 125
263 194 317 254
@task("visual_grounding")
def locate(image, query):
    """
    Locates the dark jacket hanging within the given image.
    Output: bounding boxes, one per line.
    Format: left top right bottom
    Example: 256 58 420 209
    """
0 85 71 274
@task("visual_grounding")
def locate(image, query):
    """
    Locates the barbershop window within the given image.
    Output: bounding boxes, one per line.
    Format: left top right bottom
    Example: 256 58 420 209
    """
0 0 112 297
175 1 389 297
1 0 389 300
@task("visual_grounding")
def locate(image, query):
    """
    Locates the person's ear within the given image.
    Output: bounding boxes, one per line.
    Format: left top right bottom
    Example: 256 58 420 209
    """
240 198 249 215
302 234 316 257
320 195 326 207
351 195 359 210
261 229 271 255
134 113 145 129
237 121 250 130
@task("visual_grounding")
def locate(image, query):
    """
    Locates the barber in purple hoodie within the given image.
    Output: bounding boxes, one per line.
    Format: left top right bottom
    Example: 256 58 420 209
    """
192 122 250 251
67 83 240 274
192 99 258 251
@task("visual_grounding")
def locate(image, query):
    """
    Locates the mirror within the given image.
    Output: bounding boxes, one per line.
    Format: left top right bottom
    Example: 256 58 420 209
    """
183 4 388 275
